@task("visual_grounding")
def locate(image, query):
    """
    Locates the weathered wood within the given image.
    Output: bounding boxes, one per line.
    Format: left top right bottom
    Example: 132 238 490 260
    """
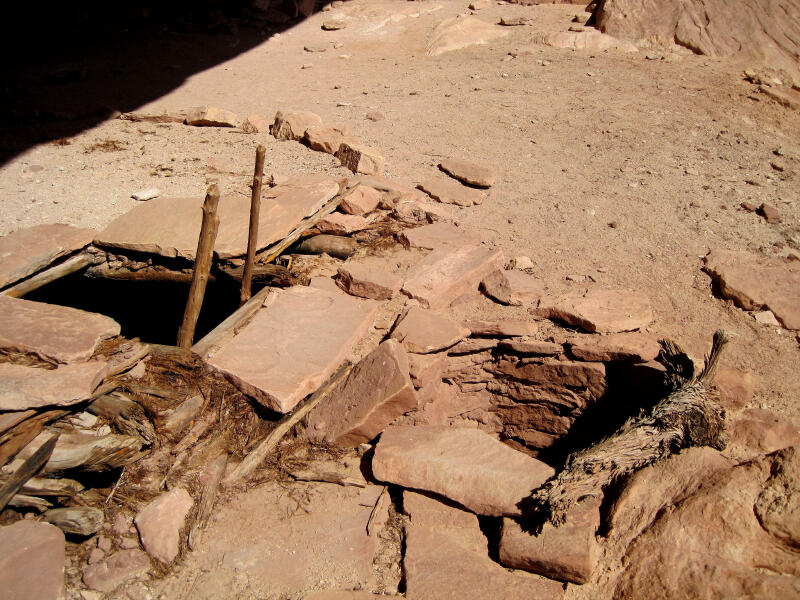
8 494 52 511
367 486 390 536
18 431 145 474
173 413 214 455
160 450 187 489
43 506 104 536
0 410 35 436
0 433 58 511
241 144 266 305
191 285 273 358
223 362 353 486
1 252 96 298
188 452 227 550
295 234 359 259
147 344 205 368
119 111 185 124
288 468 366 488
0 409 67 468
255 180 358 265
15 476 84 497
124 382 187 402
178 184 221 349
526 330 731 527
88 392 157 445
91 342 150 392
84 261 290 286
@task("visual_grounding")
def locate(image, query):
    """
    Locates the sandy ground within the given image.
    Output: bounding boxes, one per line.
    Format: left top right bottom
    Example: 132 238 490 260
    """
2 1 799 597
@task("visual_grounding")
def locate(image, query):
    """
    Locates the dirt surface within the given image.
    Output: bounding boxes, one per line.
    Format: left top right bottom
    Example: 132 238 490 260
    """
2 1 800 597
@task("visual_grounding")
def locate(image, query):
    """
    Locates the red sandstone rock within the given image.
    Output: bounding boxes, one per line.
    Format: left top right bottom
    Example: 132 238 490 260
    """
402 245 504 309
402 491 564 600
272 110 323 141
335 141 385 175
448 338 498 354
714 367 755 410
704 249 800 330
417 178 484 207
0 521 65 600
568 332 661 362
481 269 546 305
185 106 238 127
134 488 193 563
727 408 800 458
465 319 537 337
399 222 483 250
82 549 151 592
439 158 496 188
317 213 372 235
535 289 653 333
0 224 95 289
305 339 417 447
372 425 555 516
340 186 381 216
209 286 377 413
391 307 470 353
407 352 447 389
494 358 606 398
0 361 108 411
304 123 351 154
337 258 403 300
498 338 563 355
240 115 271 133
500 498 600 584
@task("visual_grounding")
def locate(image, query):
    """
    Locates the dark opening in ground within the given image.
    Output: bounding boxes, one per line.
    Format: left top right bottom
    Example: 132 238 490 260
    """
25 270 241 346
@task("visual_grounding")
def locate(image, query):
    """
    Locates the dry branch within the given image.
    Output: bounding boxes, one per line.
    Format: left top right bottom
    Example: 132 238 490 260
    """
223 362 353 486
18 431 145 474
288 468 367 488
89 392 157 445
525 330 731 526
241 144 266 305
367 486 390 536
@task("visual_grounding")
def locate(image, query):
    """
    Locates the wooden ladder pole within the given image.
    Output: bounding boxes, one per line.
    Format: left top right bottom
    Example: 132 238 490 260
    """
177 185 221 349
240 144 266 305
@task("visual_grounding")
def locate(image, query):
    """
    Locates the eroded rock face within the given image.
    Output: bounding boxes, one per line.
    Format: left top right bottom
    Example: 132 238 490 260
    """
595 0 800 86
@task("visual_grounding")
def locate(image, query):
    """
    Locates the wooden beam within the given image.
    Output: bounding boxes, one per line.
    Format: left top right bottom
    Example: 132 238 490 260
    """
1 252 96 298
241 145 266 305
177 185 221 349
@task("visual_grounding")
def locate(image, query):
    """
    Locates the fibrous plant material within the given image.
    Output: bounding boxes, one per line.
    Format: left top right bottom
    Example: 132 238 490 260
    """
526 330 731 526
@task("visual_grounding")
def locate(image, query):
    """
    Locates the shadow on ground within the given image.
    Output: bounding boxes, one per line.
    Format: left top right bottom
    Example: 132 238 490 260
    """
0 0 311 166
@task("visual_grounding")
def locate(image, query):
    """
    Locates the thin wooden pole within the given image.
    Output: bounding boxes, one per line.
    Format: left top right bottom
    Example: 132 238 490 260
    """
177 185 221 349
241 145 266 305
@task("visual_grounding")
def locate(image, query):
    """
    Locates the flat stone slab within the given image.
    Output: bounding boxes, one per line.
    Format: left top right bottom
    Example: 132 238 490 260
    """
402 245 504 309
317 213 372 235
96 175 338 259
465 319 537 337
0 224 95 289
340 186 381 216
135 488 193 563
403 492 564 600
704 249 800 330
0 296 120 364
426 16 510 56
0 521 65 600
568 333 661 363
500 498 600 584
482 269 546 305
498 338 563 356
536 289 653 333
82 549 151 593
417 178 484 207
306 339 417 447
0 361 107 410
439 158 496 188
185 106 238 127
337 257 403 300
373 425 555 516
209 286 377 413
391 307 470 353
399 222 483 250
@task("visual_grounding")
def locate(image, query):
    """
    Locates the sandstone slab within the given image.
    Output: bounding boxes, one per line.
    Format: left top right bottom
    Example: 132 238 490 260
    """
536 289 653 333
407 352 447 389
403 492 564 600
337 257 402 300
0 224 95 289
402 245 504 309
391 307 470 353
317 213 371 235
500 498 600 584
304 124 351 155
185 106 238 127
240 115 271 133
392 196 454 225
568 333 660 362
82 549 150 593
335 141 385 176
0 521 65 600
340 186 381 216
439 158 495 187
426 16 509 56
465 319 537 337
134 488 193 563
97 176 338 259
417 178 484 207
0 296 119 364
704 249 800 330
482 269 546 305
373 425 555 516
209 286 376 413
0 361 107 410
498 338 563 356
399 222 483 250
305 339 417 446
272 110 323 141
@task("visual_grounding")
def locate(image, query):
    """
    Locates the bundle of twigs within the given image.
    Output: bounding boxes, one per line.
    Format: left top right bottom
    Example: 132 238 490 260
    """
526 330 731 526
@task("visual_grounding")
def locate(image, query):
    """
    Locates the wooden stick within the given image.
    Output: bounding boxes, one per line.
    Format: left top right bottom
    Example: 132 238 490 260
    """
223 362 353 486
367 486 390 536
1 253 96 298
177 185 221 349
241 145 266 305
0 433 58 511
288 468 366 488
191 285 273 358
188 452 227 549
